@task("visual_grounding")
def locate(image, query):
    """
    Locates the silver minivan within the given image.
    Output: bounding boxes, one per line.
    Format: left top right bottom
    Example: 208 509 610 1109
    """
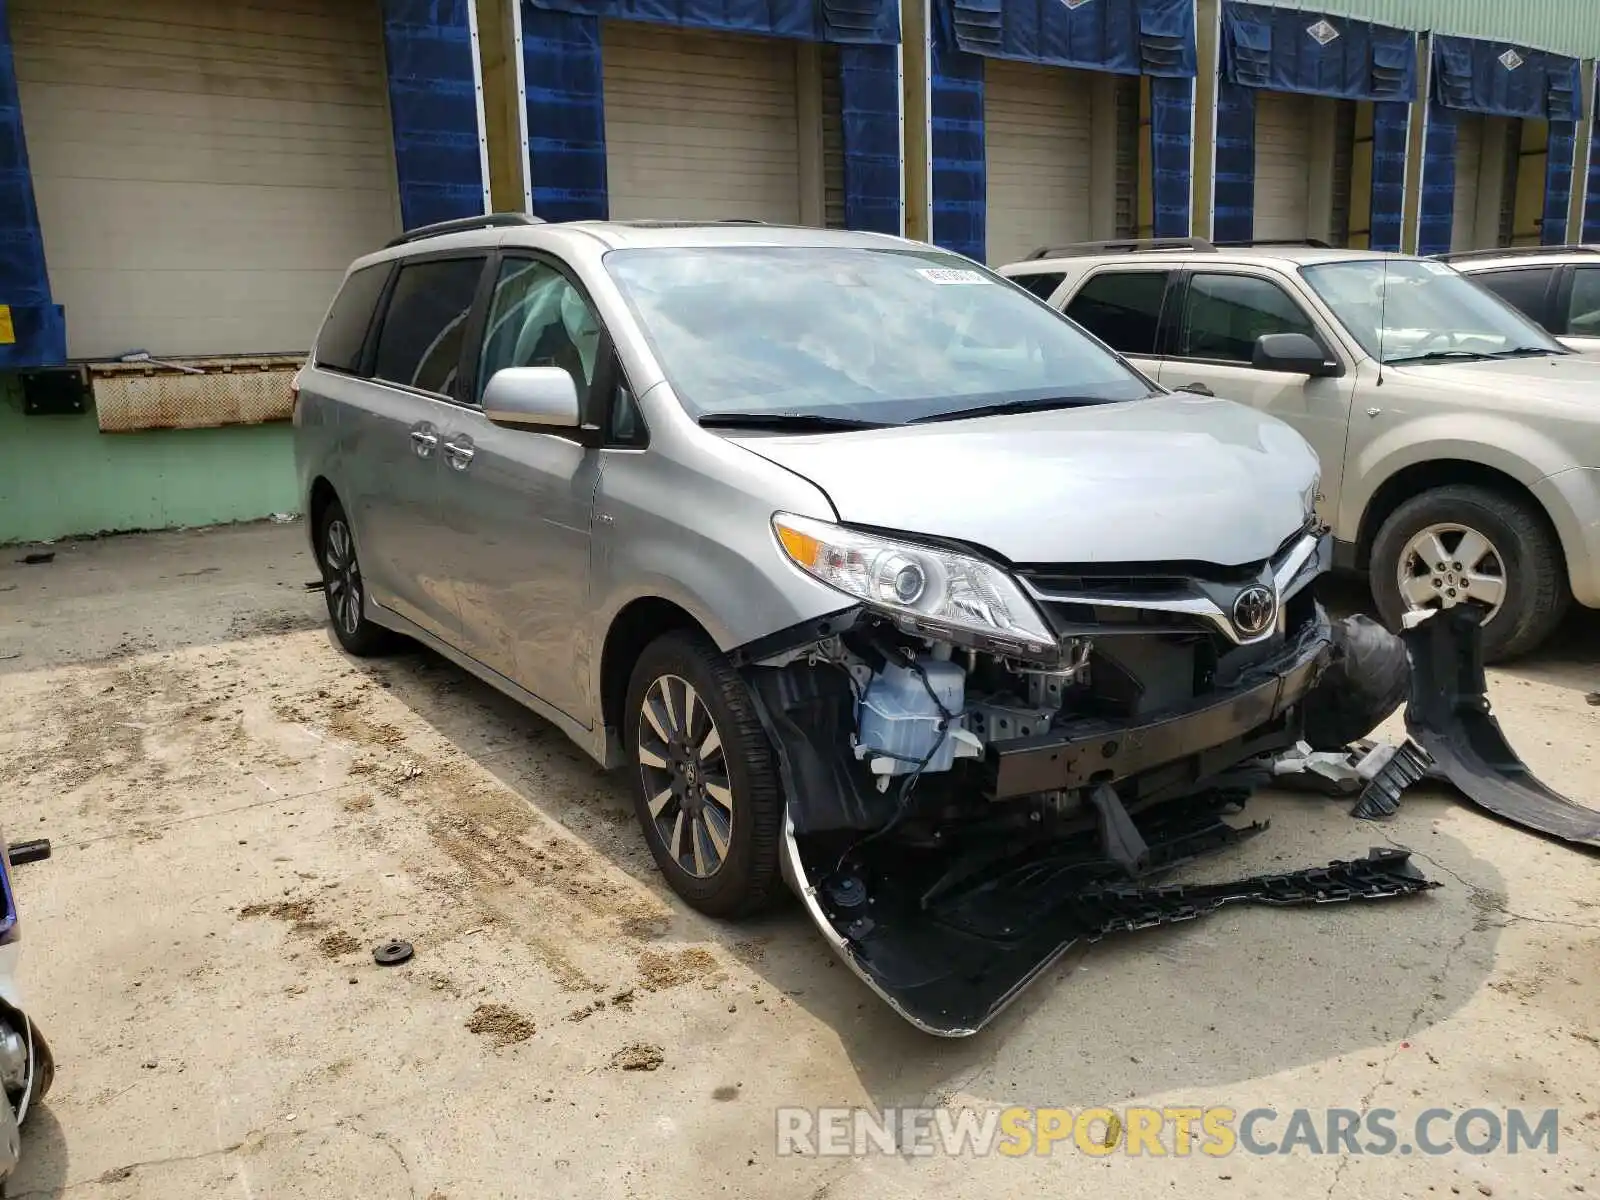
294 216 1385 1034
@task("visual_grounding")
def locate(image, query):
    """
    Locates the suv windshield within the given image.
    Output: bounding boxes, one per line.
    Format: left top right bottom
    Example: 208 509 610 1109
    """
603 246 1157 424
1301 258 1567 364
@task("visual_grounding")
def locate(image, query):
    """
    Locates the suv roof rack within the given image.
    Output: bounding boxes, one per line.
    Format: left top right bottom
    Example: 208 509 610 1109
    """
1433 244 1600 263
1025 237 1216 260
385 212 544 248
1213 238 1334 249
606 218 774 228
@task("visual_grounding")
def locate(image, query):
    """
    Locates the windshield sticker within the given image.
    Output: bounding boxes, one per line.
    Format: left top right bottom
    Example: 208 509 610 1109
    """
917 268 990 286
1419 260 1455 276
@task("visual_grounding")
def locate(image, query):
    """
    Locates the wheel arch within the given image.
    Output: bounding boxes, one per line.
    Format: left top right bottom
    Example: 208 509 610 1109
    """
307 476 340 553
1352 459 1566 577
598 597 713 739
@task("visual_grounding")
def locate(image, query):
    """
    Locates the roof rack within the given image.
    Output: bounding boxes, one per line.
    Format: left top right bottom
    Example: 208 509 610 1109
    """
385 212 544 248
1213 238 1335 249
606 218 774 228
1025 237 1216 260
1433 244 1600 263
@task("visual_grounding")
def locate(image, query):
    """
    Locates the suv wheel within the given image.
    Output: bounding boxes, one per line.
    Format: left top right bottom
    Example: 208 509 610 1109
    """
317 499 398 657
623 631 783 918
1369 485 1568 662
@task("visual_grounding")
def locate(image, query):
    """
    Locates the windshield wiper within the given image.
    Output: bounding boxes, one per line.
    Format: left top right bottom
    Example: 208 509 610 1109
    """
1385 349 1498 365
908 395 1111 425
697 411 892 432
1486 346 1565 358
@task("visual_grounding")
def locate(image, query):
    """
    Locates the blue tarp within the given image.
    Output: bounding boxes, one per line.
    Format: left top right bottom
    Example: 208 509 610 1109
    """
1222 2 1415 101
0 0 64 367
520 2 900 233
1431 35 1580 121
525 0 900 45
928 0 1195 260
382 0 489 230
938 0 1195 78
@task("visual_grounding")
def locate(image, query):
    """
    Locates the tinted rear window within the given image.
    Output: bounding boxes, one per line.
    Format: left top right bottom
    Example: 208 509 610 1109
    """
1066 270 1172 355
371 257 486 396
314 264 390 374
1011 272 1065 302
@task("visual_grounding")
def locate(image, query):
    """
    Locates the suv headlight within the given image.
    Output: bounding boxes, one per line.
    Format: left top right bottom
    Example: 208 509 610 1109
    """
772 513 1055 654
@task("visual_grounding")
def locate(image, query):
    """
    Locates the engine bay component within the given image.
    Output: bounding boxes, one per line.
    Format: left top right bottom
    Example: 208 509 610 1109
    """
1402 607 1600 850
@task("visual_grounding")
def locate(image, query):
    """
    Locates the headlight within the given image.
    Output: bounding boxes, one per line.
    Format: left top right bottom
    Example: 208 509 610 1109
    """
772 513 1056 654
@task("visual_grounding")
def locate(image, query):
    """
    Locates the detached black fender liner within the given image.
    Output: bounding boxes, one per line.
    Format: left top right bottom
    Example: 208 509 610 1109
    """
1402 607 1600 851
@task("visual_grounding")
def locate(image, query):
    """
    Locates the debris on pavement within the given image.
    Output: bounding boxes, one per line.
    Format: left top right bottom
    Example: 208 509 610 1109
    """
610 1042 665 1072
466 1004 536 1047
1350 741 1434 820
373 938 414 966
6 839 51 865
16 552 54 565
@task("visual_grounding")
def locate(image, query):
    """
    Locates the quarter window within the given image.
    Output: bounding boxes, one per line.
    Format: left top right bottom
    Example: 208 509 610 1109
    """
371 257 486 396
314 264 390 375
1179 273 1318 364
1065 271 1172 356
1564 267 1600 336
478 259 604 405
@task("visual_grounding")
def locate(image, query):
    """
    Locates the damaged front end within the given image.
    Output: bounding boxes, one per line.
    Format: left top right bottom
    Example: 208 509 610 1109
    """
740 516 1431 1036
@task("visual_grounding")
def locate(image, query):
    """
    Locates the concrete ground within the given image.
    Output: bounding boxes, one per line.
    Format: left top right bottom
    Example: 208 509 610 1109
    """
1 521 1597 1199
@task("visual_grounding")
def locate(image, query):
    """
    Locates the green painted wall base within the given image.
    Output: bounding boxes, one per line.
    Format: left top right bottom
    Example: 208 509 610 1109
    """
0 375 299 544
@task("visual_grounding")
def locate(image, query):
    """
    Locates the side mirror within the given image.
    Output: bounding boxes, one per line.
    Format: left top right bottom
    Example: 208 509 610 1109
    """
1253 332 1339 377
483 367 581 429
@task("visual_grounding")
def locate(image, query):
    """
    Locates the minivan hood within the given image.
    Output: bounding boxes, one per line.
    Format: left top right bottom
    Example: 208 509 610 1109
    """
726 395 1318 566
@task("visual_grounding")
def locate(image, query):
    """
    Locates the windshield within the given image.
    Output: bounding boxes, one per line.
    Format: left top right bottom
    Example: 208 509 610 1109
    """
1301 258 1567 364
602 246 1157 423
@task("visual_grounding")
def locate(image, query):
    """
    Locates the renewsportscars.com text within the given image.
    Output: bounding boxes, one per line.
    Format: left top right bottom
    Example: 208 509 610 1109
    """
775 1106 1561 1158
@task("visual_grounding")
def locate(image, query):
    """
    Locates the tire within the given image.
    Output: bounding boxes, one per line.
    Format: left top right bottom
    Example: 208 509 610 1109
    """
29 1025 53 1106
1369 485 1569 664
316 498 398 657
1301 614 1410 750
623 630 784 918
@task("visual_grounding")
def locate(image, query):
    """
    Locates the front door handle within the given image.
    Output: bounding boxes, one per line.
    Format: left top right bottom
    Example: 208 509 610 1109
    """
409 423 439 458
1174 382 1215 396
442 436 476 471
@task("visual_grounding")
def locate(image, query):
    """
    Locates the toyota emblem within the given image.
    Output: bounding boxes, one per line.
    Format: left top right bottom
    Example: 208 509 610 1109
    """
1231 584 1277 639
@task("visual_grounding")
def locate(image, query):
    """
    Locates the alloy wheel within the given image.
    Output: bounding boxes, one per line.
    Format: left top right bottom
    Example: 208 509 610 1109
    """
323 518 363 637
636 673 734 879
1395 522 1507 625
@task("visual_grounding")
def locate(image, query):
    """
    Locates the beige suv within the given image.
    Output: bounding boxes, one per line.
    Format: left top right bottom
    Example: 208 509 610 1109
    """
1001 238 1600 661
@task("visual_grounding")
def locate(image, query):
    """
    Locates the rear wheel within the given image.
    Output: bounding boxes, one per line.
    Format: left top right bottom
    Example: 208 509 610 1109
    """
623 631 783 918
1369 485 1568 663
316 499 398 657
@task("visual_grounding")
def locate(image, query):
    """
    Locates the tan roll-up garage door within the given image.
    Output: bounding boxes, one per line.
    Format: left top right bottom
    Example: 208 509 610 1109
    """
1254 90 1314 240
984 59 1092 266
603 21 801 224
11 0 401 360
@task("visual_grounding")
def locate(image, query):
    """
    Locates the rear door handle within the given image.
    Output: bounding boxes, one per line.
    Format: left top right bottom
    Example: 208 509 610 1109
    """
1174 382 1215 396
409 423 439 458
442 436 476 471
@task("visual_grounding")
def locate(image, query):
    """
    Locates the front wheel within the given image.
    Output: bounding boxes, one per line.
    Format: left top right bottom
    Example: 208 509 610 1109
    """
623 631 784 918
1369 484 1569 663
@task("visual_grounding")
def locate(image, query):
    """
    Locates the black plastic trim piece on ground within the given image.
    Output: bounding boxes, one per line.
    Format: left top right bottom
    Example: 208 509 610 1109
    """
1402 607 1600 850
1351 741 1434 820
